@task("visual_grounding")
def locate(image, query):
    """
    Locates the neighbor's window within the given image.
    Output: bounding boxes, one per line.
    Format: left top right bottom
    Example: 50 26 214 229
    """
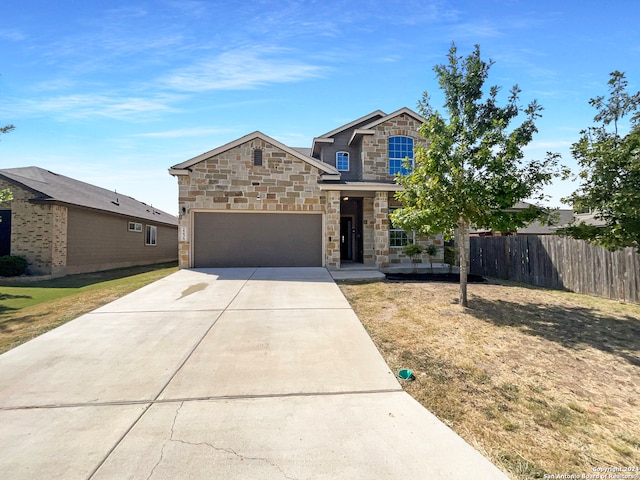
145 225 157 246
389 207 412 247
336 151 349 171
388 136 414 176
253 148 263 166
128 222 142 232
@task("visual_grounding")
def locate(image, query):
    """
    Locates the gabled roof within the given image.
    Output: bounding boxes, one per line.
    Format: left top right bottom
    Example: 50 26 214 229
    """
348 107 425 145
0 167 178 226
311 110 387 157
316 110 387 139
169 131 339 177
359 107 426 130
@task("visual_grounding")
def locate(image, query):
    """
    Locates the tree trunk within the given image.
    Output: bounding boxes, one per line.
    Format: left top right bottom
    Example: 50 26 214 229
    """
457 218 469 307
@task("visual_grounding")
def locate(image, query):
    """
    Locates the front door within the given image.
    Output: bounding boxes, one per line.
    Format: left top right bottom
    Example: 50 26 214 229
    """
340 216 354 261
0 210 10 256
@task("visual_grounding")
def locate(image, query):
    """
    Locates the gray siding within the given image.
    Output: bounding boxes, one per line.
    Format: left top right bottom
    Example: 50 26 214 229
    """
315 117 382 181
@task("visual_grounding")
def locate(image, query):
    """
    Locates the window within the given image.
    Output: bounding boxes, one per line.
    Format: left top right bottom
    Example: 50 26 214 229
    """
128 222 142 232
336 151 349 171
388 136 414 176
389 207 412 247
145 225 157 246
253 148 263 166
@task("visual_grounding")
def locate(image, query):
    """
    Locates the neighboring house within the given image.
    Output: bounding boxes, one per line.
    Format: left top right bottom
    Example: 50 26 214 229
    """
169 107 444 270
470 202 575 236
0 167 178 276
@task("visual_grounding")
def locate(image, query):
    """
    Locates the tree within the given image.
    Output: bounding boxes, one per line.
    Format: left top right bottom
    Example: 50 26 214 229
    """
391 44 562 307
560 71 640 251
1 105 14 206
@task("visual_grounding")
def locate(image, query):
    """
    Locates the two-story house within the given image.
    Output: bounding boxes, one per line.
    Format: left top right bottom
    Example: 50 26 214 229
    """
169 107 443 270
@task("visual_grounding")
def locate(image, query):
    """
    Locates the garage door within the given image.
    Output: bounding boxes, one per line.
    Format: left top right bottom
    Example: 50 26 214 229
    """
193 212 323 267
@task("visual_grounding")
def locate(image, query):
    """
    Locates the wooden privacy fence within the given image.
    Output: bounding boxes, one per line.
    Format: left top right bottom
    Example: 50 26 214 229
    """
469 235 640 304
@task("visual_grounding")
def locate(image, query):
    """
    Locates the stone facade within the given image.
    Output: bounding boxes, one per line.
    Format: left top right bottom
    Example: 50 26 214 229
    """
373 192 390 268
325 191 341 269
172 108 445 270
361 113 425 182
176 138 326 268
1 181 57 274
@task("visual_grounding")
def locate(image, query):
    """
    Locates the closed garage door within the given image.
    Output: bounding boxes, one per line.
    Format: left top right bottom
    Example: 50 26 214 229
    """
193 212 323 267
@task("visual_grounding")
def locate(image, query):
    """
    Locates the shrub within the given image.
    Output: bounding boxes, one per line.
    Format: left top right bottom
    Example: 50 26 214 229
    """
403 243 424 261
0 255 28 277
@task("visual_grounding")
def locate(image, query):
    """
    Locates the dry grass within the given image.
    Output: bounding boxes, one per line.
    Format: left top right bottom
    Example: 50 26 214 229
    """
339 279 640 479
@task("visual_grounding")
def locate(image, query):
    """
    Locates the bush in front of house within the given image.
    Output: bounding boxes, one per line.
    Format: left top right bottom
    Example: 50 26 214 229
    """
0 255 28 277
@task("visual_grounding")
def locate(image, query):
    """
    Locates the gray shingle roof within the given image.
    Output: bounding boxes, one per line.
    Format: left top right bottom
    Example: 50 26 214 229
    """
0 167 177 226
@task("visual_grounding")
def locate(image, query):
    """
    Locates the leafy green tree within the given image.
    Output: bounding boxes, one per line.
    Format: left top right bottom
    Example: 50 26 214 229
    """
391 44 562 307
561 71 640 251
1 105 14 205
0 189 12 204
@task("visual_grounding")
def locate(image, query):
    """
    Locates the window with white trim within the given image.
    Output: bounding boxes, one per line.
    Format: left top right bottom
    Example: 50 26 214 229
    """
388 136 414 176
128 222 142 232
145 225 157 246
336 151 349 171
389 207 413 247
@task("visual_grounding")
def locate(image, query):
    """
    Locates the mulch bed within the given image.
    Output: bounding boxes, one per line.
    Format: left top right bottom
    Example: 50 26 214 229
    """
385 273 487 283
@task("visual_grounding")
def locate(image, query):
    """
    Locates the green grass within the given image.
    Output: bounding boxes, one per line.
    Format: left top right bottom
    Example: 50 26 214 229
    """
0 262 178 353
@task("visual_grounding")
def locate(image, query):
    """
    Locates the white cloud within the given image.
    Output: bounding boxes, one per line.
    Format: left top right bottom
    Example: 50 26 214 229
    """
161 46 326 92
0 28 26 42
16 92 182 120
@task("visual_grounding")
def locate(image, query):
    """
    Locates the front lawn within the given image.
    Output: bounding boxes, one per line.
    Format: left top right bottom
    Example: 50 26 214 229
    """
339 280 640 479
0 262 178 354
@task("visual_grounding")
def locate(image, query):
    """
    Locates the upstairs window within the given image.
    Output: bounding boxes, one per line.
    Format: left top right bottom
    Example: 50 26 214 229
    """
336 151 349 171
253 148 263 166
389 136 414 176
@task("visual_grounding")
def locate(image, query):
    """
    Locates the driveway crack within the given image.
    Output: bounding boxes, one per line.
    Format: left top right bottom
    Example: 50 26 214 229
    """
173 438 296 479
146 401 184 480
146 401 295 480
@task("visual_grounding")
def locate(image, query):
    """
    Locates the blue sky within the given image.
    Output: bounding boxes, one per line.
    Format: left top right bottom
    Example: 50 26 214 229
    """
1 0 639 215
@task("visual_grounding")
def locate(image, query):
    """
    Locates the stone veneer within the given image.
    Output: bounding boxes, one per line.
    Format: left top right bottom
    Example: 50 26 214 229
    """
177 138 326 268
373 192 389 268
325 191 341 268
361 113 425 182
0 180 65 275
50 205 68 276
387 198 443 265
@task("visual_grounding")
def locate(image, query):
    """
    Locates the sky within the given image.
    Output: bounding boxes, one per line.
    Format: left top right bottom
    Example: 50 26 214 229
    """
1 0 639 216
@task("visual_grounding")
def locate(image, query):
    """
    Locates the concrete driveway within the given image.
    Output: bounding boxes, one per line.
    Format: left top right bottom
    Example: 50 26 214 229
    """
0 267 507 479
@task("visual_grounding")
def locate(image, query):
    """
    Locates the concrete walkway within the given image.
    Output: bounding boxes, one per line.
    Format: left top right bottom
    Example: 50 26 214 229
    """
0 267 507 479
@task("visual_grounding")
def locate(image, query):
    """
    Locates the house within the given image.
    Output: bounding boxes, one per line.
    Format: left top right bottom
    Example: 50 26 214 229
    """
169 107 443 270
0 167 178 276
470 202 575 236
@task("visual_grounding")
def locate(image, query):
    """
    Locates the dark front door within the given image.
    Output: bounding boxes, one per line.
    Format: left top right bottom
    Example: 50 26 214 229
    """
339 197 364 263
0 210 10 256
340 217 353 261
